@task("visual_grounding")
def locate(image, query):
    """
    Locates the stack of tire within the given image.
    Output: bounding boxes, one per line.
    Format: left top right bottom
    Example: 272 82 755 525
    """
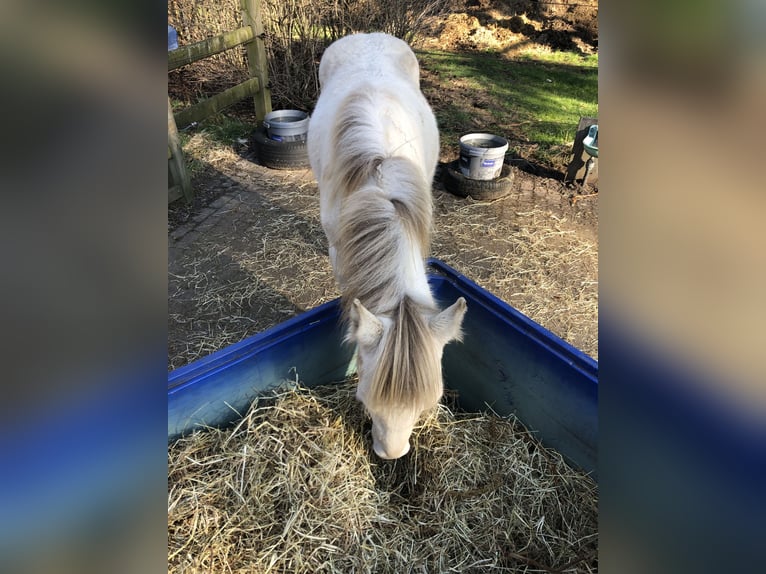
250 110 310 170
443 133 514 201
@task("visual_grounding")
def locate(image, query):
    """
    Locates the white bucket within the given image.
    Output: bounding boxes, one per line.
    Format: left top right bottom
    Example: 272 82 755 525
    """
263 110 309 142
459 133 509 180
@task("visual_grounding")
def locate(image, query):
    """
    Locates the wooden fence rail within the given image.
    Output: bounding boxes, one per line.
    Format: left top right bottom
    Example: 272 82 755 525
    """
168 0 272 204
168 26 255 71
174 77 261 129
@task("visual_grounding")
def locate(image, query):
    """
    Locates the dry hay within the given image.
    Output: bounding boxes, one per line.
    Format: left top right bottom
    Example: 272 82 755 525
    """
168 168 336 371
168 380 598 573
432 197 598 360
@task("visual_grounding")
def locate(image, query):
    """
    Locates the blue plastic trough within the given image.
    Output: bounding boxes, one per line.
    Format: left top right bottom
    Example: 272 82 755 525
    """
168 259 598 477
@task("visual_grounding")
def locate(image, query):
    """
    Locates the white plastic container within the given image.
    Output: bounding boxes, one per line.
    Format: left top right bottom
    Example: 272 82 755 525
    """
459 133 509 180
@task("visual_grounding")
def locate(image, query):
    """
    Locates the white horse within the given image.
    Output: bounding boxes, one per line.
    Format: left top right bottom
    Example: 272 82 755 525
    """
307 33 467 459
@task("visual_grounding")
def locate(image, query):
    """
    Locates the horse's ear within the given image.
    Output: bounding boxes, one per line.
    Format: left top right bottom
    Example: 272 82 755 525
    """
350 298 384 348
430 297 467 344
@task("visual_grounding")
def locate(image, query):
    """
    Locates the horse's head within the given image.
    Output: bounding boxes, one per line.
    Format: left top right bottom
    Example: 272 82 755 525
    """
348 297 467 459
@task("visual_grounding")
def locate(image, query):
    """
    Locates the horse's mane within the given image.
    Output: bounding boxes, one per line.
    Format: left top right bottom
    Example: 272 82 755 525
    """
329 88 440 410
332 89 433 317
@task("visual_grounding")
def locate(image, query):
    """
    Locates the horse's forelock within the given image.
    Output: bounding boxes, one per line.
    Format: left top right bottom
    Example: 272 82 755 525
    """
367 297 442 412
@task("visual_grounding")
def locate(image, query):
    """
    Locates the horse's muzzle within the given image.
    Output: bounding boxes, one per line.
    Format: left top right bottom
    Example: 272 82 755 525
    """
373 440 411 460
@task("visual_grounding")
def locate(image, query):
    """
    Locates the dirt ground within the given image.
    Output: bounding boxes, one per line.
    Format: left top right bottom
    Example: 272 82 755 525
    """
168 146 597 371
420 0 598 55
168 1 599 371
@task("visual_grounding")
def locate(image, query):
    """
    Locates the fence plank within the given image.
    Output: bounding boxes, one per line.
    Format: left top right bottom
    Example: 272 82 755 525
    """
241 0 272 122
174 77 261 129
168 26 255 71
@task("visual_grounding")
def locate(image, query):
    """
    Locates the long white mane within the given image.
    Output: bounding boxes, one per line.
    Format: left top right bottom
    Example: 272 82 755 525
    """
307 33 466 459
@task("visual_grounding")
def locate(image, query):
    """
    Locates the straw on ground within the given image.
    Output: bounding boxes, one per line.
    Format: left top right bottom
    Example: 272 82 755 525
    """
168 380 598 573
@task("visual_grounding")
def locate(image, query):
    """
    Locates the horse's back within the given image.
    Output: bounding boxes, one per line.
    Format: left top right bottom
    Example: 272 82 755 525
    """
308 33 438 196
317 33 420 90
308 33 439 293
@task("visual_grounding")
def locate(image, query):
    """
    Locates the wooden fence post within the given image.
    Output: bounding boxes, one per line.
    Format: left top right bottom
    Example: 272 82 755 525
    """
168 97 193 203
564 117 598 186
241 0 272 123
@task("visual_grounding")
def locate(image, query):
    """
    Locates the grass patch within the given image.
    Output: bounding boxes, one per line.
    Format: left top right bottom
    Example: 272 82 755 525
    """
171 106 253 180
418 50 598 168
517 49 599 68
178 111 252 148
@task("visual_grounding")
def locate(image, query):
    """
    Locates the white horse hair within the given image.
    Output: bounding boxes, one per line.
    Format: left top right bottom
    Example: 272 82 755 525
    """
307 33 467 459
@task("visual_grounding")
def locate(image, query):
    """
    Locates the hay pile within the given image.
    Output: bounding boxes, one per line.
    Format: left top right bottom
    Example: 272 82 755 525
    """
168 380 597 573
431 203 598 360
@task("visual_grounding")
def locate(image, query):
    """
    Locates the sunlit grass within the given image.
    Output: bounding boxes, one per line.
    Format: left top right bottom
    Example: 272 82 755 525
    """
419 50 598 167
517 49 599 68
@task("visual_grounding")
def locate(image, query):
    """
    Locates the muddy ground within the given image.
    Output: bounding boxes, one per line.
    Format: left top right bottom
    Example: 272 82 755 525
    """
422 0 597 55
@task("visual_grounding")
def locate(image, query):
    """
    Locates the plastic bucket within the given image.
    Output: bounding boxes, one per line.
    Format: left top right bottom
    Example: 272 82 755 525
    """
459 133 509 180
263 110 309 142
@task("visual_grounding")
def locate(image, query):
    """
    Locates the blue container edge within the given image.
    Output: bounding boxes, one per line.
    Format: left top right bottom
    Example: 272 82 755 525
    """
168 297 343 394
426 258 598 382
169 259 598 392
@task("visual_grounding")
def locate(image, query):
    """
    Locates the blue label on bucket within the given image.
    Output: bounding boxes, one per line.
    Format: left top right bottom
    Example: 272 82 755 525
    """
481 159 496 167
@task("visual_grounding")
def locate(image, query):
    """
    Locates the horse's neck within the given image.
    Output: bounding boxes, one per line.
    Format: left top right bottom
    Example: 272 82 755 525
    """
395 245 433 310
367 241 433 316
340 221 433 317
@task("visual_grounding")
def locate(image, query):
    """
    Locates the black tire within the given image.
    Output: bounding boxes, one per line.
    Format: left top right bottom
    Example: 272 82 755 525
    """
443 160 514 200
250 126 310 170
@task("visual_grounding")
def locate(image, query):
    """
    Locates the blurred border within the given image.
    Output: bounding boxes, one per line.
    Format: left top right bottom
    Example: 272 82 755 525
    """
601 0 766 571
0 0 764 572
0 2 167 572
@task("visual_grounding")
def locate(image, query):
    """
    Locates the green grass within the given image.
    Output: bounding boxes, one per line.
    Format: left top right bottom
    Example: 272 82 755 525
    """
170 47 597 171
185 113 252 147
171 99 252 146
418 49 598 167
517 50 599 68
171 103 254 179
